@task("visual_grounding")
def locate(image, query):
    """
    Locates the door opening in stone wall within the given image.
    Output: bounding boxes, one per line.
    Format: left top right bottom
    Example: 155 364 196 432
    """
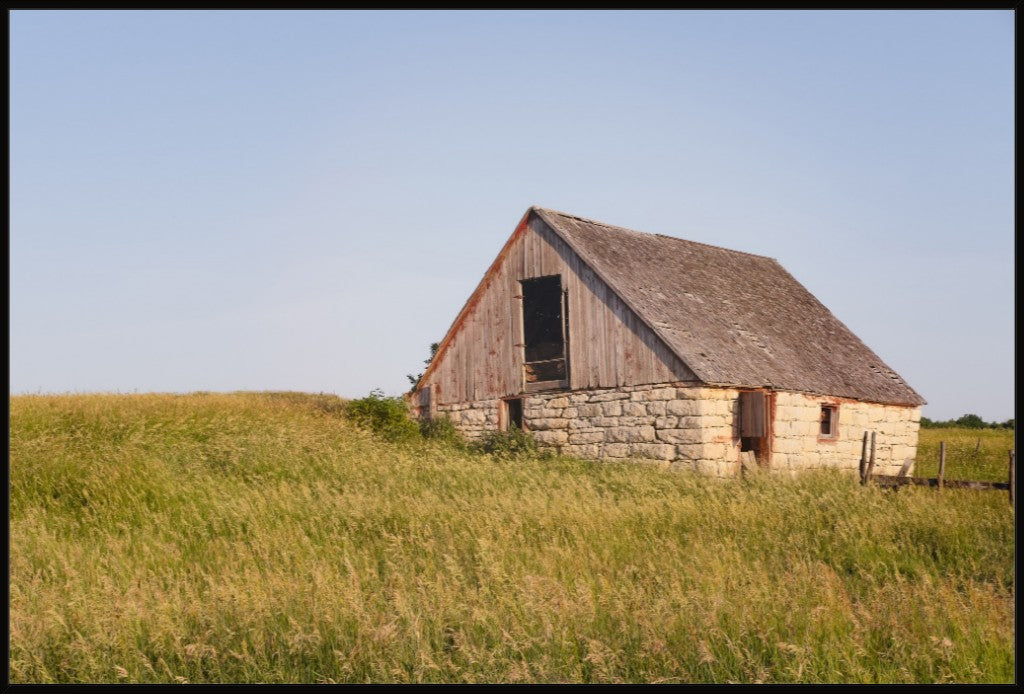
739 390 771 467
503 398 524 431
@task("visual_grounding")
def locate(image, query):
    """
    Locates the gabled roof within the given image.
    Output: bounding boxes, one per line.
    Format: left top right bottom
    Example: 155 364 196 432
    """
532 207 924 406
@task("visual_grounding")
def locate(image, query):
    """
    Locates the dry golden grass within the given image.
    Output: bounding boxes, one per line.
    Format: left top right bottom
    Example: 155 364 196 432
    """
9 393 1014 683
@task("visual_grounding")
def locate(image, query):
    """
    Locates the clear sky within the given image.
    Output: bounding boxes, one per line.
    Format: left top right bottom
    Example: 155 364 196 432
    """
10 10 1014 422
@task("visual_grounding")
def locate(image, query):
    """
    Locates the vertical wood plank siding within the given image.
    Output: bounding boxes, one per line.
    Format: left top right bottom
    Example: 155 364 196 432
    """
739 391 767 437
424 214 696 405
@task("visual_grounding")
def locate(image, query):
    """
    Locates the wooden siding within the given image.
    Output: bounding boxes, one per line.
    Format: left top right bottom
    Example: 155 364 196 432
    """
423 213 696 405
739 391 767 437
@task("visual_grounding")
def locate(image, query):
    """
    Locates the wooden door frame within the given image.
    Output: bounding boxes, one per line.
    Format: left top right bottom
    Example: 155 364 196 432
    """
499 396 525 432
737 388 774 469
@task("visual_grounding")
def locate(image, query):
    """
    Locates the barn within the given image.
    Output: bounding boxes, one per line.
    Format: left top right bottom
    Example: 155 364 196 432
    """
408 206 925 477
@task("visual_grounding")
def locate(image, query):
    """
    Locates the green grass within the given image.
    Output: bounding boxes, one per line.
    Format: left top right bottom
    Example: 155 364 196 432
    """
915 427 1015 482
9 393 1015 683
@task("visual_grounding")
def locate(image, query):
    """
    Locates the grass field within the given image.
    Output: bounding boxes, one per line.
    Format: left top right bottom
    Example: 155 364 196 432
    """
915 427 1015 482
9 393 1015 683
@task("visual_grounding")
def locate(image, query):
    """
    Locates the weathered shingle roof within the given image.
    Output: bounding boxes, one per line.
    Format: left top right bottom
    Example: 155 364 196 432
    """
534 207 925 406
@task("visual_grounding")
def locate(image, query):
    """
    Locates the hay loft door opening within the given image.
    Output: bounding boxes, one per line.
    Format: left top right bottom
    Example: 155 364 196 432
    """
521 275 569 392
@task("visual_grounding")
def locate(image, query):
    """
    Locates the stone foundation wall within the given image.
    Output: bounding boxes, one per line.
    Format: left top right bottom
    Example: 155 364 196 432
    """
433 384 920 478
770 391 920 476
438 383 736 477
434 399 502 441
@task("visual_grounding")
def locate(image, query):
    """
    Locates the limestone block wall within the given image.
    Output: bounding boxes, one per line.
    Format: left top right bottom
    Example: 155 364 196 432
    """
437 383 739 477
434 399 502 441
433 384 921 479
770 391 921 476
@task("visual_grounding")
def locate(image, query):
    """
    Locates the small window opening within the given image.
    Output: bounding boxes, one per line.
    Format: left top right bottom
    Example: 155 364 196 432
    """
505 398 523 431
521 275 568 387
820 405 837 438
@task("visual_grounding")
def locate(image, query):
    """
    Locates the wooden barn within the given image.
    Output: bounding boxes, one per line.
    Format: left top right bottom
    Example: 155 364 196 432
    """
408 206 925 477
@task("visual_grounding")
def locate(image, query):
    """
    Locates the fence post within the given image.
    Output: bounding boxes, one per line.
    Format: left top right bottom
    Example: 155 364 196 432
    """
938 441 946 492
897 458 913 478
859 431 869 484
1009 450 1015 508
864 431 877 484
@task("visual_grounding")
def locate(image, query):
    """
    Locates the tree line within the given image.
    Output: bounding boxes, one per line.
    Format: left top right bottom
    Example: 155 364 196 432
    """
920 414 1014 430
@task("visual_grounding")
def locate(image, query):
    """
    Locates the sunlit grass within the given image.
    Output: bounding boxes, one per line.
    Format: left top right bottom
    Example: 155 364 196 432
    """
915 427 1015 482
9 393 1014 683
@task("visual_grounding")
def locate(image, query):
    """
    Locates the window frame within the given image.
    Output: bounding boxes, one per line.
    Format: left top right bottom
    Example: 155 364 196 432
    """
818 403 839 441
501 397 525 432
519 274 569 393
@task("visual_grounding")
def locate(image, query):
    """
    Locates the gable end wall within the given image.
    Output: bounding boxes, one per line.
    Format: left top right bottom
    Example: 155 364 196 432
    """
419 213 696 405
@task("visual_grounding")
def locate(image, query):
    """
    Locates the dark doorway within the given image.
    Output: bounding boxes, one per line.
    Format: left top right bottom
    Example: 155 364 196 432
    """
521 275 568 387
738 390 771 466
505 398 523 431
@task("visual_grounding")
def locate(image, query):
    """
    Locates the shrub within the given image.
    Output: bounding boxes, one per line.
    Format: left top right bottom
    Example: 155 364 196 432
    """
345 389 421 443
473 428 538 459
419 415 465 447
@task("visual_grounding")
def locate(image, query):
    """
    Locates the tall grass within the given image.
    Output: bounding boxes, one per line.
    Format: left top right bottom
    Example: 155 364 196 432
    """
915 427 1015 482
9 393 1014 683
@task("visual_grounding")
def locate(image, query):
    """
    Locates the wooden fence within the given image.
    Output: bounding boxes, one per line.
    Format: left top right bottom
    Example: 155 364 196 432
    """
859 431 1014 506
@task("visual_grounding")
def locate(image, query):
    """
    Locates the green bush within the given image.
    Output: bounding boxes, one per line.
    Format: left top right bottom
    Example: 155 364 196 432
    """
419 415 465 447
344 389 421 443
473 428 538 458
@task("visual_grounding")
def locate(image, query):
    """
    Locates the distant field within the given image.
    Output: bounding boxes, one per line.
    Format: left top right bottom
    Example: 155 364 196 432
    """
916 427 1015 482
9 393 1014 683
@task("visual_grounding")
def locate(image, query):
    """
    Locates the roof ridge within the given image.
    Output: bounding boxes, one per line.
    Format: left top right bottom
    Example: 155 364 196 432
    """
530 206 711 384
532 206 776 261
531 205 923 406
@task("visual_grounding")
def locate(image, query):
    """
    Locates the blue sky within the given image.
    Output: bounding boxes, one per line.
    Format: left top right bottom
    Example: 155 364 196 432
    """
10 10 1014 421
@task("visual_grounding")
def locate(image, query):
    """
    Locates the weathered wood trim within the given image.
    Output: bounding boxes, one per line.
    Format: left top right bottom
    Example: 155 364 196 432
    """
419 208 699 404
864 431 877 483
533 207 701 383
859 431 869 482
524 380 568 393
938 441 946 491
415 208 533 396
530 216 695 390
816 399 840 443
871 475 1010 491
1009 450 1015 507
